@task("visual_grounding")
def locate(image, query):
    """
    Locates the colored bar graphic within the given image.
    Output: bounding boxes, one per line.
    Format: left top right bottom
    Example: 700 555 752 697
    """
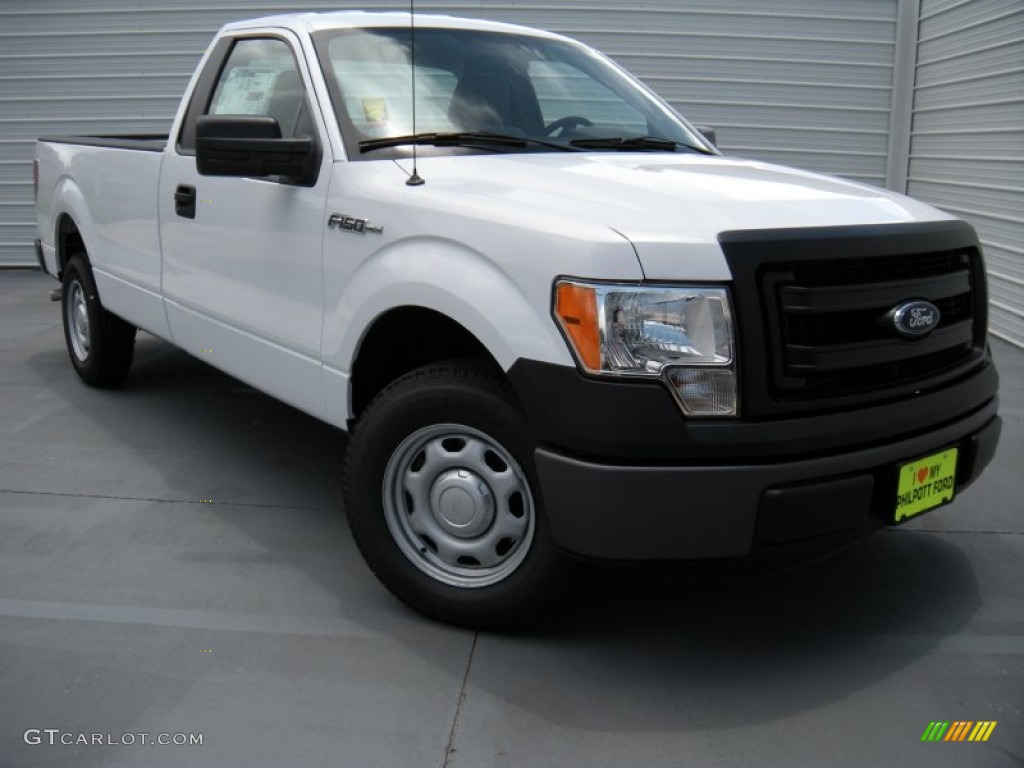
969 722 997 742
945 721 972 741
922 721 996 742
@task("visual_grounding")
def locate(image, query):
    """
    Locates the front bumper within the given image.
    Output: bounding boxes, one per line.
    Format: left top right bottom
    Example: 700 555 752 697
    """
509 358 1001 561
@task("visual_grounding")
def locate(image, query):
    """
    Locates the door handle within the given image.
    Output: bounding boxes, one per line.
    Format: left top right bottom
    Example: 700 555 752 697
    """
174 185 196 219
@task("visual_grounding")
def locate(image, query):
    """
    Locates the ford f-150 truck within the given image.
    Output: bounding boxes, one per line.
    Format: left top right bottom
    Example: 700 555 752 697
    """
34 11 1001 626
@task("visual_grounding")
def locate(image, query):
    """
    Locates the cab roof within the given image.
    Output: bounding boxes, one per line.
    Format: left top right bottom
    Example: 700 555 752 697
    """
219 11 569 42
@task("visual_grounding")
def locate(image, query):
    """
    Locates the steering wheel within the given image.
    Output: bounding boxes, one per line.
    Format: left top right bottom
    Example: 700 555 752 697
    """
543 115 594 138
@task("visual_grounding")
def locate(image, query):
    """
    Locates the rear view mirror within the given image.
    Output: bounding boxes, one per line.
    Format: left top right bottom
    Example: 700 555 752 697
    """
196 115 316 185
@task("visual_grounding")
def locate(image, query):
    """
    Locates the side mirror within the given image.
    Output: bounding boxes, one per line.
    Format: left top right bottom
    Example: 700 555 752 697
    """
195 115 316 185
695 125 717 147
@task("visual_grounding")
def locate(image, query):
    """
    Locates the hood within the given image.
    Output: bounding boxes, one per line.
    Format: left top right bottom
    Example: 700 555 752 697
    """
396 152 954 280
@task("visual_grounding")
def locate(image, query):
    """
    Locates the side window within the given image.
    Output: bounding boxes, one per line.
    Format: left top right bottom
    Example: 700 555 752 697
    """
528 60 647 136
208 38 309 138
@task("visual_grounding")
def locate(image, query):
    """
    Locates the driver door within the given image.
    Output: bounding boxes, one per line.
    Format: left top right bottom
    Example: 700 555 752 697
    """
159 32 331 419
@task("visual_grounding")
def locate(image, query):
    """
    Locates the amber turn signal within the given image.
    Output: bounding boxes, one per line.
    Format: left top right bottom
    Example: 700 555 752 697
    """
554 282 600 370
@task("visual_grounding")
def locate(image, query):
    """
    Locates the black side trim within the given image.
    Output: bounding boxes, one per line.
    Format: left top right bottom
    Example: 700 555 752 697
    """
34 239 47 275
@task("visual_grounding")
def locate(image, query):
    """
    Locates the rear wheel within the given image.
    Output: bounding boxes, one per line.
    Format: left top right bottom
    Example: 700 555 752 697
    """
61 253 136 386
343 361 567 628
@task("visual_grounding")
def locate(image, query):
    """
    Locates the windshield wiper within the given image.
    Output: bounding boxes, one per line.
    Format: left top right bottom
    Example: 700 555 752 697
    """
359 131 582 153
569 136 711 153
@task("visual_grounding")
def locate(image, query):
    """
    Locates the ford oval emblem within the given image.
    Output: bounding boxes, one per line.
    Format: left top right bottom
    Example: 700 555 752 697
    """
892 300 941 338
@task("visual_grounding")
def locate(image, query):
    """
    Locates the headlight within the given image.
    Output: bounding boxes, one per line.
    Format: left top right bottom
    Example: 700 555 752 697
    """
554 279 738 417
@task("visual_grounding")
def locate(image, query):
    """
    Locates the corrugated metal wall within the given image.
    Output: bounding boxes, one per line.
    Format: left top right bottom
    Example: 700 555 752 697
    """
0 0 898 267
906 0 1024 347
10 1 1022 348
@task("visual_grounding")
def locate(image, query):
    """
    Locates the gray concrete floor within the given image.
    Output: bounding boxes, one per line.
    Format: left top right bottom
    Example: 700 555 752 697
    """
1 269 1021 768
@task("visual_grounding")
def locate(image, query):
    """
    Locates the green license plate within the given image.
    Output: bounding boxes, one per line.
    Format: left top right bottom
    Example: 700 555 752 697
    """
894 447 959 522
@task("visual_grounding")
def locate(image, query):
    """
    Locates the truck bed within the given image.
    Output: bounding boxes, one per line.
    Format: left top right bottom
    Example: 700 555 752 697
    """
35 135 168 337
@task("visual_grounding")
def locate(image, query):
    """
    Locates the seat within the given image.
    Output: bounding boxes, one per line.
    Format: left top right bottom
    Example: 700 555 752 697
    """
448 68 513 132
266 70 305 137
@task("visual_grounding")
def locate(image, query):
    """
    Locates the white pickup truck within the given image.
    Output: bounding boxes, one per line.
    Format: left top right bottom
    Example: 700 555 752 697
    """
35 11 1001 626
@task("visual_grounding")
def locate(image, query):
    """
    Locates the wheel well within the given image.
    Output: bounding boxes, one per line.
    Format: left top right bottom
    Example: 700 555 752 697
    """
56 214 85 276
351 307 501 417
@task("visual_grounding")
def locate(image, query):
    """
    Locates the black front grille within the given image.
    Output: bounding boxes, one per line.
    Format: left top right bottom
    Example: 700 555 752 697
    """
719 222 989 417
764 249 975 400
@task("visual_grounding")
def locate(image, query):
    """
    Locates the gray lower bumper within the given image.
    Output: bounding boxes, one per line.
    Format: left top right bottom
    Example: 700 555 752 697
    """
535 403 1001 561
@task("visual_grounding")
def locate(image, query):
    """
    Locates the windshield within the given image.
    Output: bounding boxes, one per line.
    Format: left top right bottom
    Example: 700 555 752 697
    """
311 26 710 158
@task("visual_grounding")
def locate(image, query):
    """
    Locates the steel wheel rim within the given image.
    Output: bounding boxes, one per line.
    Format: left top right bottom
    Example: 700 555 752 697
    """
382 424 536 588
67 279 91 362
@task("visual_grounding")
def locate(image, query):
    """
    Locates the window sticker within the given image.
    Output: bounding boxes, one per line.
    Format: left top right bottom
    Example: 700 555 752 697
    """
211 68 282 115
332 60 457 137
362 97 389 123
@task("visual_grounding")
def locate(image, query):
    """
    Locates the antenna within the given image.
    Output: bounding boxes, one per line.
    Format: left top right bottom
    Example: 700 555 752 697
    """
406 0 425 186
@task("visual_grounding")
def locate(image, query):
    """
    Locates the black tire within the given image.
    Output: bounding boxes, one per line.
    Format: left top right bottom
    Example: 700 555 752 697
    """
343 361 568 629
61 253 136 387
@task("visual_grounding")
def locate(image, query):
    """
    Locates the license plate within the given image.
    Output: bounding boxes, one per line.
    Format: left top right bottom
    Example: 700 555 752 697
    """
894 447 959 522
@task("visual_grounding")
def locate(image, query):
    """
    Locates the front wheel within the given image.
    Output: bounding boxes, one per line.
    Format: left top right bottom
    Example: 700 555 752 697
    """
343 362 567 628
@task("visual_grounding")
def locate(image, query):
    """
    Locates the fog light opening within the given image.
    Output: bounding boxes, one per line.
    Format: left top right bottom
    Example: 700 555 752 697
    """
666 368 738 417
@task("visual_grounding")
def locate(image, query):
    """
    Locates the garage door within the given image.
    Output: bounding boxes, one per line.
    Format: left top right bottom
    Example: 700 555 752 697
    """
906 0 1024 347
1 0 898 266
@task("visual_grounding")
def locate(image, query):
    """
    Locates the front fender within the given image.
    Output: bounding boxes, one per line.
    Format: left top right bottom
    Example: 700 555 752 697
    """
328 236 572 371
320 237 577 426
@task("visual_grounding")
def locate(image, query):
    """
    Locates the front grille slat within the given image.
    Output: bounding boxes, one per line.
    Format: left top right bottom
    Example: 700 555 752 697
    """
782 294 972 347
786 320 974 372
779 271 972 314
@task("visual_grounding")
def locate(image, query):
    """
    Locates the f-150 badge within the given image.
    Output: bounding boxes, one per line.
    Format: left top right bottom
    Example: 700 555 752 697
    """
328 213 383 234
